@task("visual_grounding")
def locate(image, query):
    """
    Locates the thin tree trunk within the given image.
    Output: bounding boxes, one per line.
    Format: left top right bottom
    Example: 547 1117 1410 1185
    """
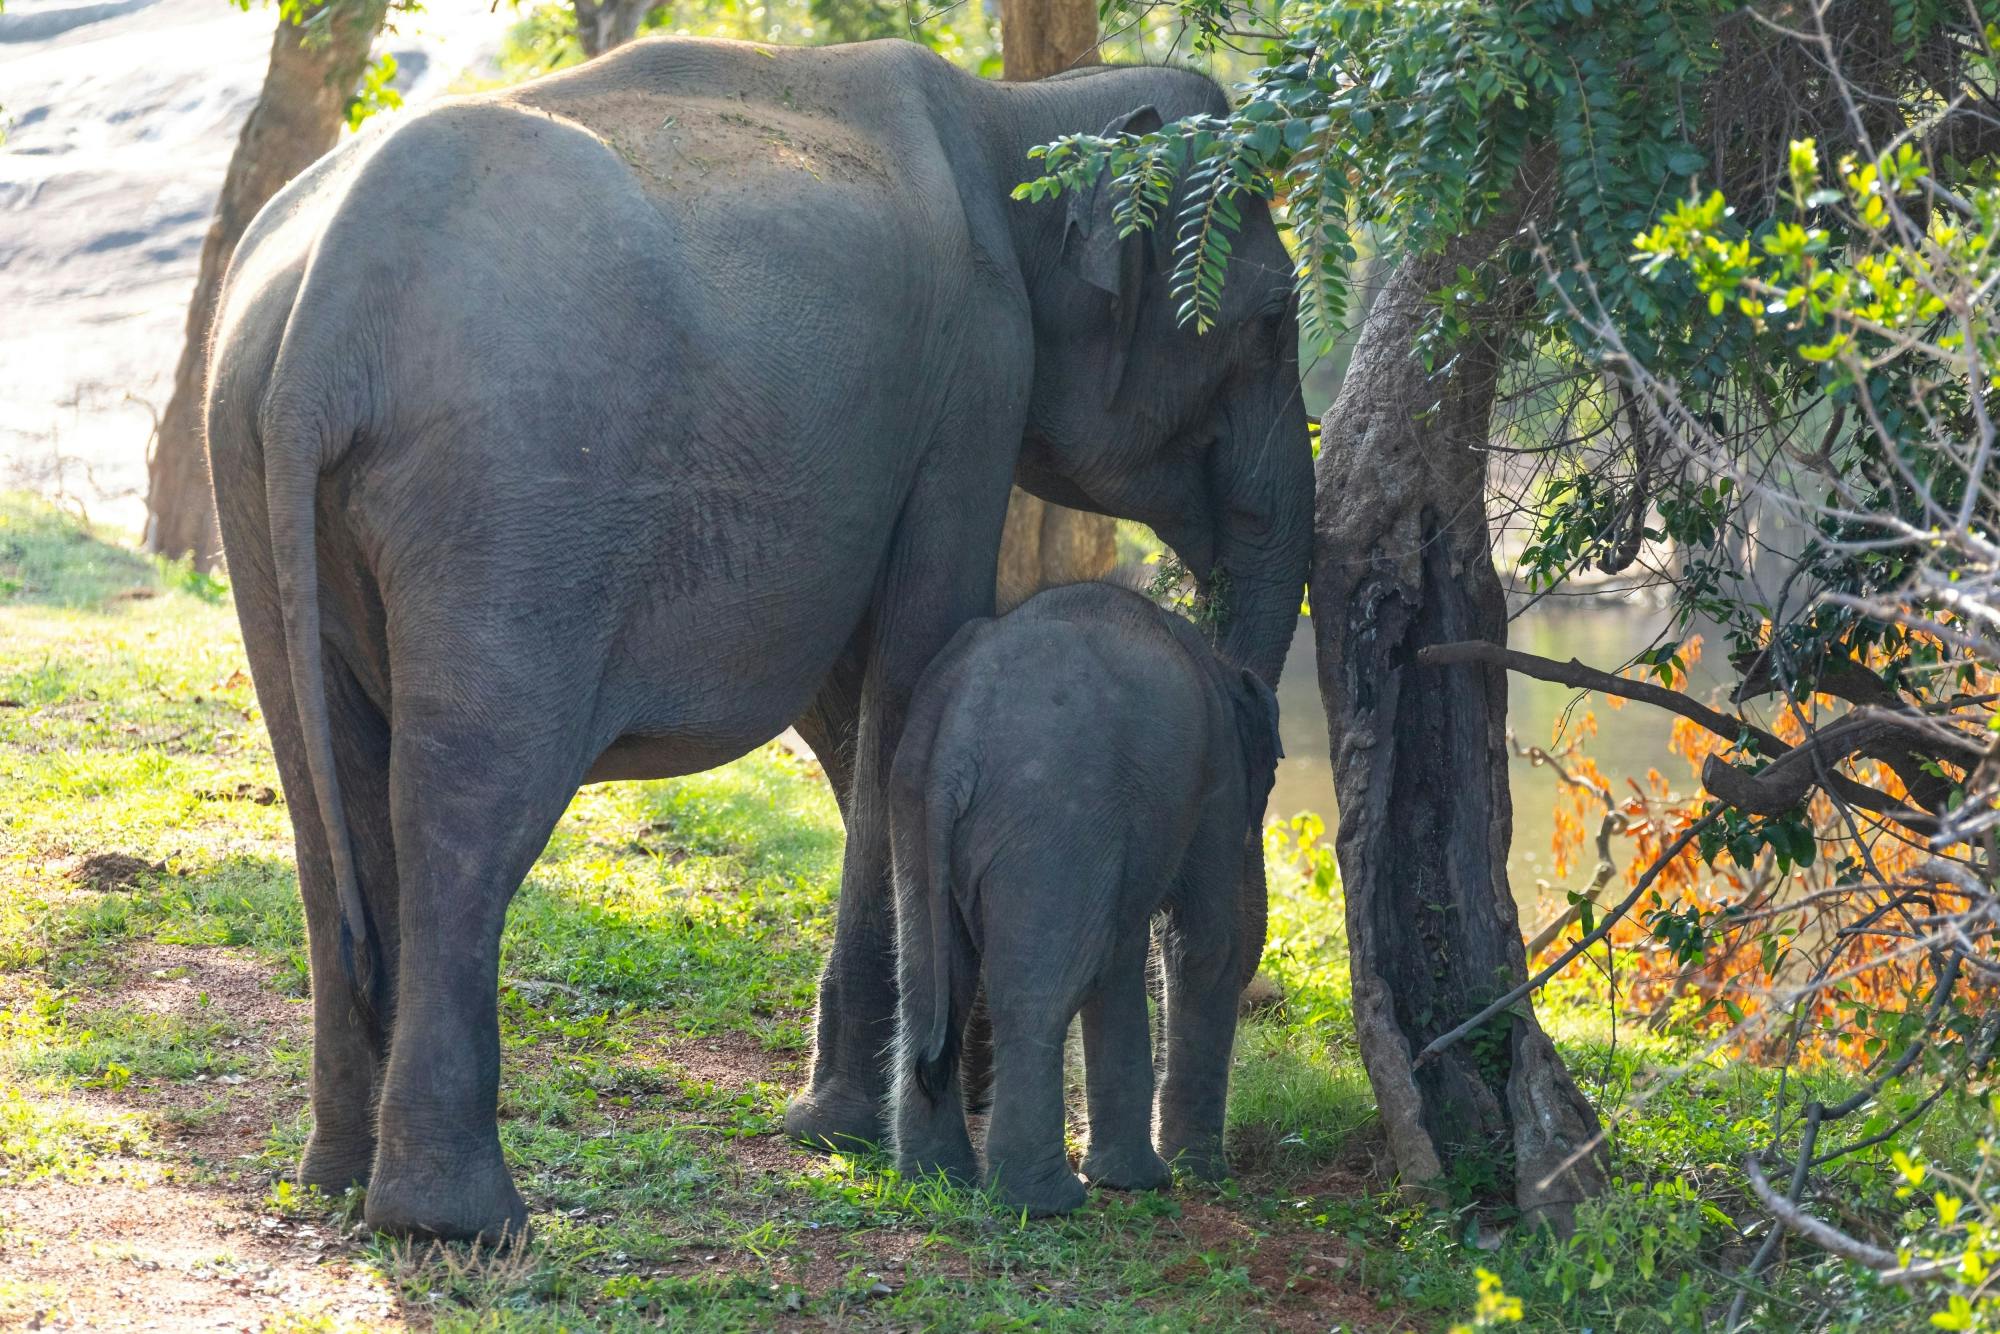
571 0 657 59
146 0 389 568
992 0 1114 608
1313 236 1606 1231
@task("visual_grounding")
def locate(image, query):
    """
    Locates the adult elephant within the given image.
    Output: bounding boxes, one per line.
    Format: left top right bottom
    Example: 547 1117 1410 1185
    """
205 35 1311 1243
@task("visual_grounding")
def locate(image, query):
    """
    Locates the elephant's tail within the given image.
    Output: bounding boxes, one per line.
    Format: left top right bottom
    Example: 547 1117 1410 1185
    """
905 769 972 1107
263 398 384 1042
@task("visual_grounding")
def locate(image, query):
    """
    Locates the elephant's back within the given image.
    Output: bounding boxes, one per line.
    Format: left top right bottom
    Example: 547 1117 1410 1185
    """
948 588 1218 802
488 38 918 213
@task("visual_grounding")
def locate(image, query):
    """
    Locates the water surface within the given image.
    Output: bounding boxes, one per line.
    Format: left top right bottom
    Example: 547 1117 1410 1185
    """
1270 602 1694 923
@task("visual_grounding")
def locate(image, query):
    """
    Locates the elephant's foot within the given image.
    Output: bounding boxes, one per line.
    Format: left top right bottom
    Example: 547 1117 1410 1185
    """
895 1137 978 1189
985 1160 1087 1217
784 1080 887 1153
1158 1133 1230 1183
365 1140 528 1246
299 1126 376 1197
1080 1142 1170 1192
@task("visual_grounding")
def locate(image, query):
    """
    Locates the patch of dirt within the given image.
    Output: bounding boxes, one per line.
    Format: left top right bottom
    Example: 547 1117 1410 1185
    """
0 943 400 1331
662 1030 794 1091
117 942 306 1036
192 781 280 805
1263 1128 1397 1202
1158 1195 1400 1332
108 944 312 1178
658 1031 817 1183
0 1177 405 1331
710 1127 818 1180
64 852 165 892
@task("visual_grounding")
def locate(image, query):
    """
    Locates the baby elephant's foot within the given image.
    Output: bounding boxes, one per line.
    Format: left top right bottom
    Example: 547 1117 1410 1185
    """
985 1161 1087 1217
1080 1142 1171 1192
896 1143 979 1190
1159 1135 1231 1183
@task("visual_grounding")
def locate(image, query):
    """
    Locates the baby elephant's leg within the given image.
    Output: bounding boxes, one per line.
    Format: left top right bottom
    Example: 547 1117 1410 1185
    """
1079 931 1169 1191
891 918 977 1186
980 943 1089 1215
893 1054 978 1187
1156 933 1240 1181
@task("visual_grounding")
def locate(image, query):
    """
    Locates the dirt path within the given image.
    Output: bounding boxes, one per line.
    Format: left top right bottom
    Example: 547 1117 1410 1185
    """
0 944 408 1330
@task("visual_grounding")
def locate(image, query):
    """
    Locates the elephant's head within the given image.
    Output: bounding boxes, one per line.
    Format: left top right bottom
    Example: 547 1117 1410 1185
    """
1004 71 1314 687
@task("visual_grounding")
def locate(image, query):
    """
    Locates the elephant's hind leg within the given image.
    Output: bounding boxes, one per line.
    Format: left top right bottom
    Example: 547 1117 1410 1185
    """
1079 932 1169 1192
979 1004 1087 1216
362 687 592 1245
211 463 395 1197
298 656 400 1195
978 911 1101 1216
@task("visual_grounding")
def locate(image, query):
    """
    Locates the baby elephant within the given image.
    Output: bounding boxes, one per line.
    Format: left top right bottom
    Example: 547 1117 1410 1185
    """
888 582 1282 1215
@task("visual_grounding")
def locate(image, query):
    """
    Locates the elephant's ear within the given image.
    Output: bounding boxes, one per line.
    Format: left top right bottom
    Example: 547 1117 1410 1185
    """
1063 104 1164 409
1231 667 1283 837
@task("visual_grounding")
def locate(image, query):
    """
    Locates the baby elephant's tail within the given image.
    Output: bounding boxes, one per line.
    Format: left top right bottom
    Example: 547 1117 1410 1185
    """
896 772 973 1106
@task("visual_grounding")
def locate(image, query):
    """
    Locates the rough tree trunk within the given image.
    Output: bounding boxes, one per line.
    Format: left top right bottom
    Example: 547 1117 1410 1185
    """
998 0 1100 80
992 0 1115 609
1313 240 1606 1230
146 0 390 568
571 0 658 59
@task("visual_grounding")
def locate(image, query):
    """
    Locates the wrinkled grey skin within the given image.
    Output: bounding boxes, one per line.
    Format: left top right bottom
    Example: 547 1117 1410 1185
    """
889 583 1281 1216
204 36 1310 1243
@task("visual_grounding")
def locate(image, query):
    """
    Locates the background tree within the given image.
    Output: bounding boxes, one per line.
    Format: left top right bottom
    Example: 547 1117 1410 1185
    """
568 0 666 57
146 0 402 567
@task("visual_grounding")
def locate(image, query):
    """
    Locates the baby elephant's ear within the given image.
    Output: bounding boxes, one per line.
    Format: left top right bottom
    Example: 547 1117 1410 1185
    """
1232 668 1283 829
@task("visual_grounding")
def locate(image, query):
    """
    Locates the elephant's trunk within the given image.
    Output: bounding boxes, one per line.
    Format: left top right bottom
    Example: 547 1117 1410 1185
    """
1208 389 1313 688
1204 381 1310 993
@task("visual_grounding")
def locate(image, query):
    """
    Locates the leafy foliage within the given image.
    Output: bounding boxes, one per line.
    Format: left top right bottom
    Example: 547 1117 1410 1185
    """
1018 1 1993 641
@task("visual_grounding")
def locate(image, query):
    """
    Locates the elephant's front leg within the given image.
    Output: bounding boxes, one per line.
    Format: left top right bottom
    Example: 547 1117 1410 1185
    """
784 650 901 1148
786 463 1009 1151
785 795 901 1149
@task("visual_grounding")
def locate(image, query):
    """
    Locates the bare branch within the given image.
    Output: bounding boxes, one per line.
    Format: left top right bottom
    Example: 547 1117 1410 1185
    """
1416 641 1939 832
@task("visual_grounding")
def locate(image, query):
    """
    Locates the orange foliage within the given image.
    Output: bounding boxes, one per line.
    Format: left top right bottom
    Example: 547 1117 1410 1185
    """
1526 632 1984 1067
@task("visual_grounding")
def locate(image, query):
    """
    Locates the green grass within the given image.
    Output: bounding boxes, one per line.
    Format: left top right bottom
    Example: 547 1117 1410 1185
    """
0 492 1978 1330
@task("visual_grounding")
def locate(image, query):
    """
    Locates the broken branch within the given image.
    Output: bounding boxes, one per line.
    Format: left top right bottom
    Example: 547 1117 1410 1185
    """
1416 641 1939 833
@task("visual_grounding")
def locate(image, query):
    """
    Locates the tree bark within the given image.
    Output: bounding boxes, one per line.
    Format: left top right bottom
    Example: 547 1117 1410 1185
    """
999 0 1099 80
1312 236 1606 1231
146 0 390 568
992 0 1115 608
571 0 658 59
